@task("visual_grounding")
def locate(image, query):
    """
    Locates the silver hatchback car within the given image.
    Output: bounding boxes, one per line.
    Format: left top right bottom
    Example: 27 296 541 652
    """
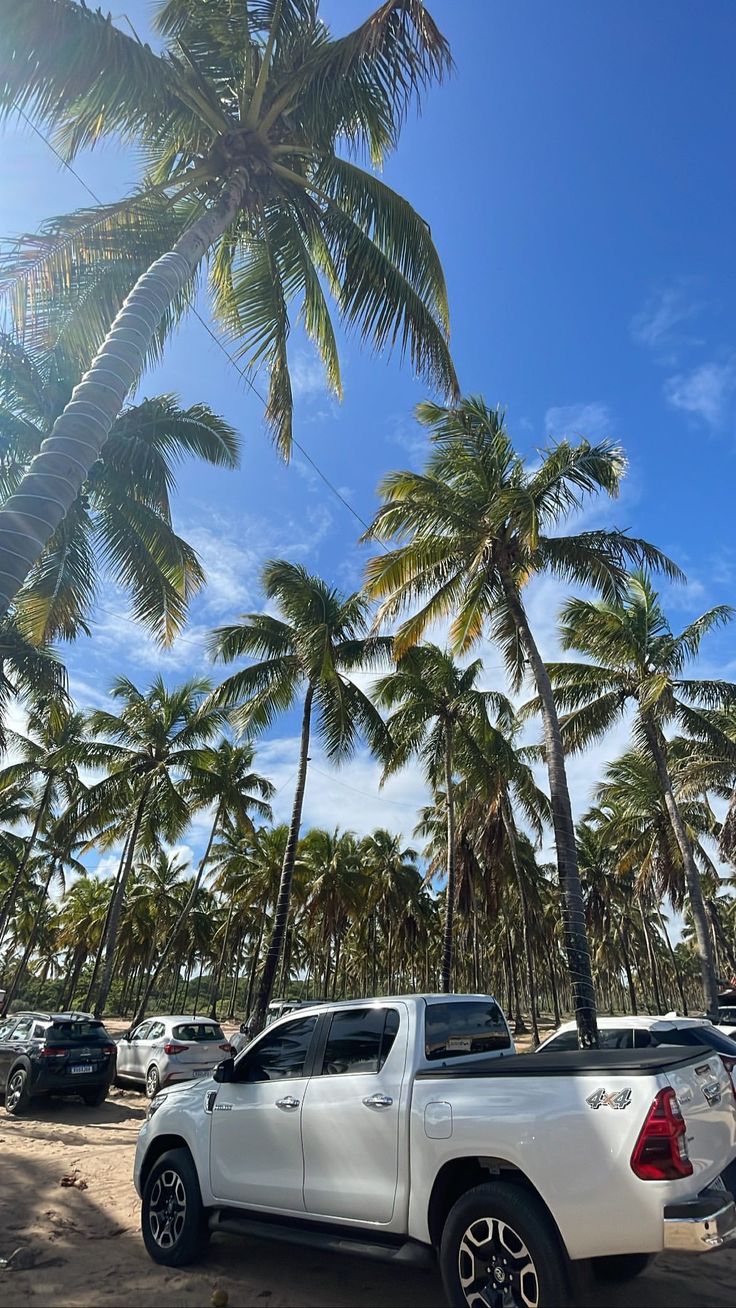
115 1015 233 1097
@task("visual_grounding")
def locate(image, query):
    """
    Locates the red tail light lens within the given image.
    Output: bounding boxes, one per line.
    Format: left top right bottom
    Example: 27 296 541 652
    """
163 1042 188 1056
219 1043 234 1054
102 1044 115 1056
631 1087 693 1181
40 1047 69 1058
721 1055 736 1099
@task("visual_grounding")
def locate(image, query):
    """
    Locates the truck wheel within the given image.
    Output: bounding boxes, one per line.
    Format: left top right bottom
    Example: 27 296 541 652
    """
440 1181 569 1308
5 1066 32 1116
141 1147 210 1267
591 1253 651 1282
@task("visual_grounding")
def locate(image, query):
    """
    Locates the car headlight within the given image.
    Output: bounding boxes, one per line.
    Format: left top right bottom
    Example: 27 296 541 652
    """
145 1094 168 1121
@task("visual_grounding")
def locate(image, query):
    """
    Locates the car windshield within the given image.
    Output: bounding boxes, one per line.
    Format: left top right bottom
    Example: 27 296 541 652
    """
172 1023 225 1042
50 1020 106 1040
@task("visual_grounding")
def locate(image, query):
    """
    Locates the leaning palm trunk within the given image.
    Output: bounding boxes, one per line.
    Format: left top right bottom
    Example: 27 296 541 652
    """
641 715 719 1019
1 862 56 1015
502 582 599 1046
131 800 224 1028
0 774 53 953
251 685 314 1034
0 172 247 619
83 832 130 1011
502 802 540 1046
210 896 235 1021
95 781 152 1016
441 729 456 993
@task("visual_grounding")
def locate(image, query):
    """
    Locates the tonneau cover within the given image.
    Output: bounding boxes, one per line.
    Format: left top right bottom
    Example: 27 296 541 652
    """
416 1046 714 1079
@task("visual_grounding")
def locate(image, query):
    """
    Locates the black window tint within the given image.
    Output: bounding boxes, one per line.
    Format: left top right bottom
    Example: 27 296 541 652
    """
425 1001 510 1061
635 1029 653 1049
50 1020 106 1041
322 1008 399 1076
237 1015 317 1082
32 1023 46 1040
598 1029 633 1050
173 1023 224 1042
543 1030 579 1052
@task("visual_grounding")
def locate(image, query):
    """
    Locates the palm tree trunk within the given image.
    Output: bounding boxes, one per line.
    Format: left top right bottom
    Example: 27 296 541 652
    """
640 714 719 1019
251 685 314 1033
618 924 638 1015
544 938 561 1024
228 930 245 1018
706 898 736 976
0 774 54 953
637 895 663 1012
502 802 540 1046
441 726 456 993
0 171 249 620
131 799 223 1028
657 904 688 1015
62 943 87 1010
95 781 151 1016
1 862 57 1015
210 895 235 1021
83 832 130 1010
501 581 599 1047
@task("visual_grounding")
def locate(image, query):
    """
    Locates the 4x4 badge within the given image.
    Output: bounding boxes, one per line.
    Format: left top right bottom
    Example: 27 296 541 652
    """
586 1087 632 1111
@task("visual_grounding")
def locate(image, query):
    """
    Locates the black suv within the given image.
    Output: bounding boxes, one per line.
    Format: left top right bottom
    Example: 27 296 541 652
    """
0 1010 116 1115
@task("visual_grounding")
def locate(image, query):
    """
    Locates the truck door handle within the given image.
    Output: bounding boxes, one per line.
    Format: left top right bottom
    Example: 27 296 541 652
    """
275 1096 300 1111
362 1093 393 1110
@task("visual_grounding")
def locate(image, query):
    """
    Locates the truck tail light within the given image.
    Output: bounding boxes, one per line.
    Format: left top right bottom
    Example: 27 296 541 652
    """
721 1055 736 1099
631 1088 693 1181
163 1042 188 1056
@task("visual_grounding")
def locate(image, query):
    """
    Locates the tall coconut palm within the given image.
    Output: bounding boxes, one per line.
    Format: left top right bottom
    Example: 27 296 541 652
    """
0 620 66 750
0 334 239 645
0 0 457 619
373 643 507 992
541 573 734 1018
364 398 680 1045
300 828 366 998
0 698 86 949
131 738 273 1025
361 828 420 994
210 559 393 1030
79 674 224 1014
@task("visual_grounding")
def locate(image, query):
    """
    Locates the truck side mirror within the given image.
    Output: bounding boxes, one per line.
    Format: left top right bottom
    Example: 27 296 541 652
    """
213 1056 235 1083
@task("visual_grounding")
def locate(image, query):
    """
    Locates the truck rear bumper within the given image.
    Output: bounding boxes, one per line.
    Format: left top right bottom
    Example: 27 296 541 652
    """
663 1189 736 1252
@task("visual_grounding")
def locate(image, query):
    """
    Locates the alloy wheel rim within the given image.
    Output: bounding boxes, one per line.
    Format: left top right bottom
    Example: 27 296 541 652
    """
147 1069 158 1096
458 1217 539 1308
148 1169 187 1249
6 1071 24 1111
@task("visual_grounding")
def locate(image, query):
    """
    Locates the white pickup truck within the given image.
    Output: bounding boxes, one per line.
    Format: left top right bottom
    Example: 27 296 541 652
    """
134 994 736 1306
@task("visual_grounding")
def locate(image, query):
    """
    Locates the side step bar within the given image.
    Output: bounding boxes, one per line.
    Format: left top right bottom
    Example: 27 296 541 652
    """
208 1210 435 1269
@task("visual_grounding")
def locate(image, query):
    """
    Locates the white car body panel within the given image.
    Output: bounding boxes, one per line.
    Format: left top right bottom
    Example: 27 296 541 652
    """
134 994 736 1264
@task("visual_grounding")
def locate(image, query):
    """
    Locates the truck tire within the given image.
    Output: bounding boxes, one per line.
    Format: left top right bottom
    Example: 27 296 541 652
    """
141 1147 210 1267
591 1253 651 1282
440 1181 569 1308
5 1065 32 1116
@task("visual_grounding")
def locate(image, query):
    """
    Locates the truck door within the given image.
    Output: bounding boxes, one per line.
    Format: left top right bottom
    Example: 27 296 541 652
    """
301 1004 408 1224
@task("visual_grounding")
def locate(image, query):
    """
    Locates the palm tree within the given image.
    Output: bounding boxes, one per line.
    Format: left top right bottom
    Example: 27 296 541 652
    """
543 573 734 1018
364 397 679 1045
209 559 392 1030
361 829 420 993
0 0 456 619
79 674 223 1015
0 698 86 950
0 620 66 750
373 643 504 992
131 738 273 1025
300 828 366 998
0 334 239 645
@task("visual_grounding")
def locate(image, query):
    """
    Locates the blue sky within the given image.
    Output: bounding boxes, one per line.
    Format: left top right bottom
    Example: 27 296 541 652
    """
3 1 736 874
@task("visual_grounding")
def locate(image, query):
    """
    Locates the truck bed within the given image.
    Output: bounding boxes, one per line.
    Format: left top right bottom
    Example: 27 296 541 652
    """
416 1046 711 1078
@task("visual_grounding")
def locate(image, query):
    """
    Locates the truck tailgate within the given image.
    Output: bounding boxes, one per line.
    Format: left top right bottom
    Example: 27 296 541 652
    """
665 1053 736 1191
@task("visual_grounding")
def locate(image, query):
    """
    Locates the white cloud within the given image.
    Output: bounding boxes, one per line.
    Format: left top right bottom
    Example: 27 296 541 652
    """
544 402 614 443
664 358 736 427
291 349 328 400
630 282 702 353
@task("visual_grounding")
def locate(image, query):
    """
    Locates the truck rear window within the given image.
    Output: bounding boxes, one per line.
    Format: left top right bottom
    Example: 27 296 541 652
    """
425 1000 510 1060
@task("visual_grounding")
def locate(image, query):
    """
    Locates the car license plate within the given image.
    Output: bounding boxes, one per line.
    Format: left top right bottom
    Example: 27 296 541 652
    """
193 1068 209 1076
70 1064 91 1074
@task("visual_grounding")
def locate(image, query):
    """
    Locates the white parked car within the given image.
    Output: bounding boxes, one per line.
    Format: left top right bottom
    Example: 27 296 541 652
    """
716 1006 736 1041
537 1015 736 1092
116 1016 234 1098
133 994 736 1305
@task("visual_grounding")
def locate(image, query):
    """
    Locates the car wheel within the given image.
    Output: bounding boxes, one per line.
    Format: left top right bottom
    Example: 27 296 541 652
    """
591 1253 651 1283
5 1066 32 1117
145 1065 161 1099
141 1147 210 1267
82 1085 109 1108
440 1181 569 1308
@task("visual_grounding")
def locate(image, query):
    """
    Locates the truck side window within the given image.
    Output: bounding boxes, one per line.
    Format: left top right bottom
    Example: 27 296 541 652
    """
321 1008 399 1076
236 1015 317 1082
425 1001 511 1060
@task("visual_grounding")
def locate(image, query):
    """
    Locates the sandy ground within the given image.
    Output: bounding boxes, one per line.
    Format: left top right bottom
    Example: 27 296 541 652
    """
0 1030 735 1307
